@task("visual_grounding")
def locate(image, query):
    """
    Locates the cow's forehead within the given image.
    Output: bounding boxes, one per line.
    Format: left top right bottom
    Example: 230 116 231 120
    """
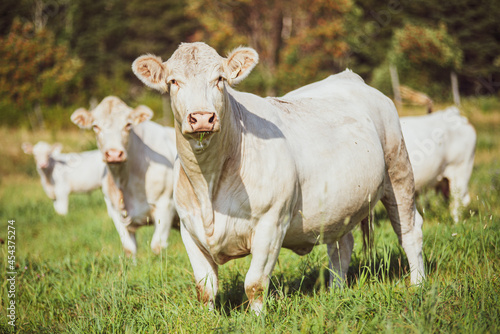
168 42 223 78
33 141 52 155
92 96 132 123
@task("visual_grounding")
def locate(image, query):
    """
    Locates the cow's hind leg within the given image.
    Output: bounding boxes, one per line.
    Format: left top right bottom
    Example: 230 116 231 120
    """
327 231 354 288
382 141 425 285
151 199 176 254
443 161 474 223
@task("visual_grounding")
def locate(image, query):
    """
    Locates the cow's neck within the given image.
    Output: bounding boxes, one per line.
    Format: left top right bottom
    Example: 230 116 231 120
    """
105 138 134 214
176 92 242 237
38 160 56 198
105 131 147 219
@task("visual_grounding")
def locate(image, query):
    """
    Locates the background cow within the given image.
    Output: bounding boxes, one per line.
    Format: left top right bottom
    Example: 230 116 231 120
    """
71 96 177 256
400 106 477 222
22 141 105 215
132 42 424 314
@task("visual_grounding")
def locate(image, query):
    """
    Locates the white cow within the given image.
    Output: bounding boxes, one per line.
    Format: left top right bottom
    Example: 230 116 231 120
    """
22 141 105 215
132 42 424 313
400 106 476 222
71 96 177 256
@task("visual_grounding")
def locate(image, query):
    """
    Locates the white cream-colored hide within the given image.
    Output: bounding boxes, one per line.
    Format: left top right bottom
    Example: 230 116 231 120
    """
22 141 105 215
400 107 476 222
71 96 177 256
133 42 424 314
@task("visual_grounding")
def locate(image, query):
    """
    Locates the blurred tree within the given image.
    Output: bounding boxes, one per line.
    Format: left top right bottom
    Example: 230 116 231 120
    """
277 0 351 94
0 19 82 127
187 0 352 96
344 0 406 80
351 0 500 97
402 0 500 95
372 23 463 100
391 23 463 71
68 0 127 99
0 0 31 35
67 0 198 101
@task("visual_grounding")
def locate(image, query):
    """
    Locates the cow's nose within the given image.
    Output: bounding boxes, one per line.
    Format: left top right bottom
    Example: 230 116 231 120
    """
38 161 49 169
105 149 125 163
188 112 217 132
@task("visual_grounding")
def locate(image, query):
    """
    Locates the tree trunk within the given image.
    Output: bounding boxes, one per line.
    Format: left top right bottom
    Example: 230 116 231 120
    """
33 101 45 130
389 65 402 110
451 71 461 106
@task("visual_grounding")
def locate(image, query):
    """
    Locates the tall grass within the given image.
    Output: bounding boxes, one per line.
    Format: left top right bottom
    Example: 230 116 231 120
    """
1 101 499 333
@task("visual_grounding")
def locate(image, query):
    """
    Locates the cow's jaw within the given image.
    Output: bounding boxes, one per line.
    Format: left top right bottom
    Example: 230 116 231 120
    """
190 131 212 152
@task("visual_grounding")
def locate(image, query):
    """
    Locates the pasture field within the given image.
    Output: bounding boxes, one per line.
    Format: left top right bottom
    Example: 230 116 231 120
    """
1 99 499 333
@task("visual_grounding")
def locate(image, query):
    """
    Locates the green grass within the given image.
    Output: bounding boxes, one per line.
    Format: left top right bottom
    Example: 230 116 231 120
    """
0 101 499 333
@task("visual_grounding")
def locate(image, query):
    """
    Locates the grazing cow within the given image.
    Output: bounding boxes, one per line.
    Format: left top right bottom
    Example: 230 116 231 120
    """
22 141 105 215
132 42 424 313
71 97 177 256
400 106 476 222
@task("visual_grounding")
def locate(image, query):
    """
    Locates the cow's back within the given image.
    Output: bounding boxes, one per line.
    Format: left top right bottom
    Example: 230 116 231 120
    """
52 150 105 192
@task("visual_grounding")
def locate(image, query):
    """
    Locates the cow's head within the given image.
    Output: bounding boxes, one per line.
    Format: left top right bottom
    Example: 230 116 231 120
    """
71 96 153 164
22 141 62 169
132 42 258 148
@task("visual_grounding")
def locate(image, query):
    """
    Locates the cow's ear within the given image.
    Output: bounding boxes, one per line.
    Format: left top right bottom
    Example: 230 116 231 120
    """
51 143 63 155
131 105 154 124
22 142 33 154
224 47 259 86
71 108 93 129
132 54 168 93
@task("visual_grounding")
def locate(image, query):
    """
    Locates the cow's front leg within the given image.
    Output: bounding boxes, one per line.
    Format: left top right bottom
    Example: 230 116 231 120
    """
181 225 218 310
53 186 70 215
151 199 176 254
105 202 138 256
245 215 287 315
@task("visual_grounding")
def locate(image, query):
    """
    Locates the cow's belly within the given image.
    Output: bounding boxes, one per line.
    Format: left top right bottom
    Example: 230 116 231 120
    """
412 159 447 192
282 135 386 250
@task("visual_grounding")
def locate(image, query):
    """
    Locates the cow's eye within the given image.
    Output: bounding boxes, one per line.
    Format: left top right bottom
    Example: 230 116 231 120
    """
216 76 224 88
125 123 133 131
170 79 178 86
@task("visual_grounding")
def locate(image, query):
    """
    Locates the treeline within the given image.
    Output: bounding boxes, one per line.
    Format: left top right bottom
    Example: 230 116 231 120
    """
1 0 499 127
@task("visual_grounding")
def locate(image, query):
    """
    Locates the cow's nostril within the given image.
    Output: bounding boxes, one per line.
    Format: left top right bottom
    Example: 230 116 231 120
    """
188 114 197 124
209 114 215 123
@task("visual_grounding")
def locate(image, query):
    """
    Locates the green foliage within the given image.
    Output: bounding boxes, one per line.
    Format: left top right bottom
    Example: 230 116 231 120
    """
276 0 352 95
390 23 463 71
399 0 500 94
187 0 352 96
371 23 464 100
0 19 82 125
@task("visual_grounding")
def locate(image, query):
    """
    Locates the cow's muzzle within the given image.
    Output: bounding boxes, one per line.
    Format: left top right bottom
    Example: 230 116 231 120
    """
105 149 126 163
187 112 219 133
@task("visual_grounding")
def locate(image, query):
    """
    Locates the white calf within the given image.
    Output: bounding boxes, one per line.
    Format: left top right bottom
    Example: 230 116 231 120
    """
23 141 105 215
